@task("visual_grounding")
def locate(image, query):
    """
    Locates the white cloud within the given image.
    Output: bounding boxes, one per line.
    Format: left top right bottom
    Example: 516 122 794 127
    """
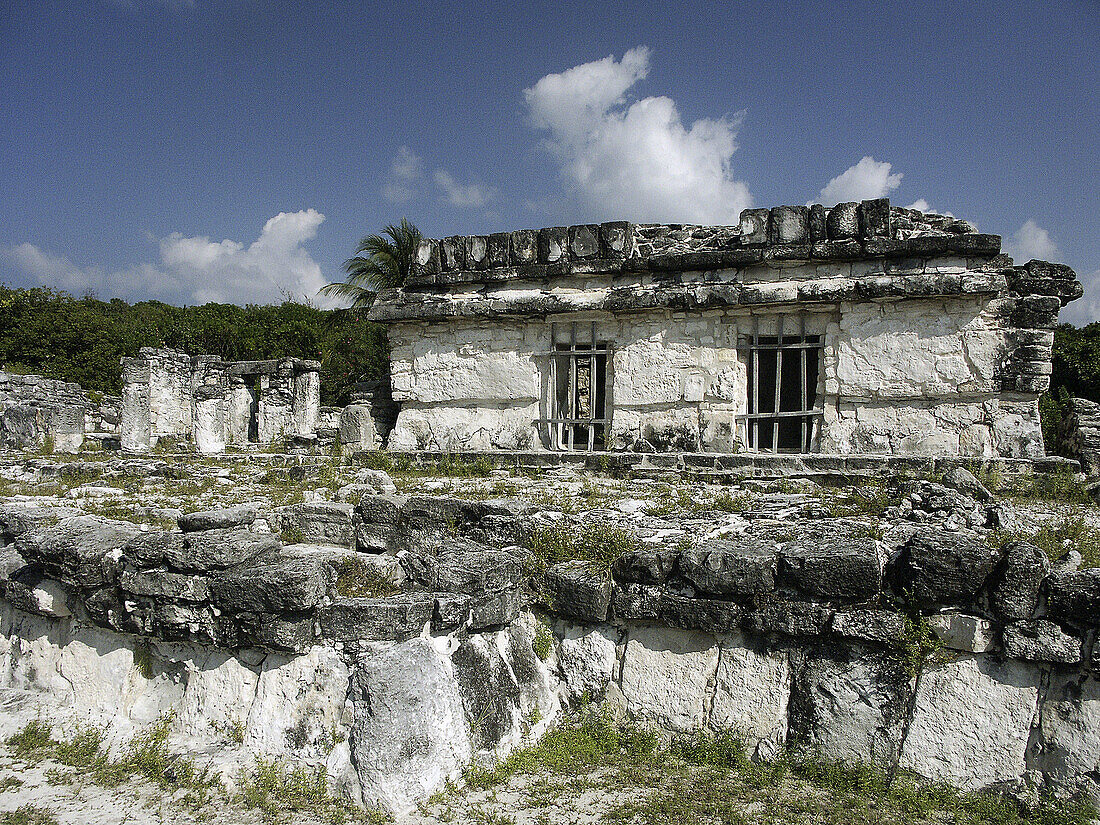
1004 219 1058 263
906 199 930 212
380 146 425 204
433 169 496 208
524 47 752 224
816 156 903 205
0 209 332 307
1060 267 1100 327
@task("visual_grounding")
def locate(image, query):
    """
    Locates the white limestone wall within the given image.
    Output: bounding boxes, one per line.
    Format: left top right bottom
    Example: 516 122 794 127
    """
386 287 1037 456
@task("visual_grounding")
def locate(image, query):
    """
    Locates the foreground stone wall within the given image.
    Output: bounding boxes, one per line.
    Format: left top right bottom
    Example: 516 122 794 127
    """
2 476 1099 812
0 371 119 452
375 200 1081 457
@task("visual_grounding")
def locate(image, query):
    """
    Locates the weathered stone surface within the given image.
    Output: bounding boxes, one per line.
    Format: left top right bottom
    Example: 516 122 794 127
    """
900 656 1039 789
210 556 330 614
18 516 142 587
348 638 472 815
621 625 719 732
611 548 678 584
120 569 209 602
178 505 259 532
1002 619 1082 663
556 625 618 702
789 646 911 766
319 594 433 642
1034 673 1100 799
278 502 355 548
677 538 778 596
893 528 1000 606
989 540 1049 621
1045 569 1100 624
658 592 741 635
468 586 523 630
778 525 881 601
426 543 525 595
124 529 279 573
831 609 906 644
544 561 611 622
750 598 833 637
611 583 662 620
710 633 790 756
940 467 993 502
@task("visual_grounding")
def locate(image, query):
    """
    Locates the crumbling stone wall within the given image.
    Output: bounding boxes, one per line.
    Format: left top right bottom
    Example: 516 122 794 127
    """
120 348 322 452
372 200 1081 457
0 371 117 452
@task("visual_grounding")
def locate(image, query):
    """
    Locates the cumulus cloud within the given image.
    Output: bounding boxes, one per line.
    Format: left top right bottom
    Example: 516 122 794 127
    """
433 169 496 208
380 146 425 204
0 210 331 307
1004 219 1058 263
524 46 752 224
1060 267 1100 327
816 157 903 205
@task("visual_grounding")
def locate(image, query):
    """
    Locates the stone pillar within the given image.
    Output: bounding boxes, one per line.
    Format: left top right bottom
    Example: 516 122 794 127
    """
339 403 379 452
120 356 152 451
291 365 321 437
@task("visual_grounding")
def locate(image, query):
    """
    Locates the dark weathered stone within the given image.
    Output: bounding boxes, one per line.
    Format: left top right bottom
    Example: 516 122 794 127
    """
940 467 993 503
465 235 488 270
989 541 1049 621
859 199 892 238
211 556 330 614
538 226 569 263
126 529 279 573
1002 619 1082 663
468 586 522 630
1045 569 1100 624
357 494 406 525
240 612 314 651
451 634 523 751
770 206 809 245
892 528 1000 606
808 204 827 242
611 548 679 584
278 502 355 548
778 525 881 601
319 594 434 642
178 505 261 533
658 592 741 634
432 592 472 631
750 598 833 636
739 208 770 246
569 225 599 258
545 560 611 622
430 542 525 595
18 516 141 587
120 569 209 602
677 538 778 596
611 583 662 620
600 221 633 258
440 236 465 271
826 202 860 239
831 609 907 644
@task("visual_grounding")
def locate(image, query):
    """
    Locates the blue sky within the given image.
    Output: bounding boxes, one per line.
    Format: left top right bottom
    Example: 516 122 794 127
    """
1 0 1098 322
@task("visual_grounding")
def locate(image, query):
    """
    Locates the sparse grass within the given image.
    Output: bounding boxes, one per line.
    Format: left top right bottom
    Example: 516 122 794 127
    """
0 806 59 825
0 775 23 792
236 757 379 824
900 614 948 678
532 620 554 661
1009 469 1092 504
333 556 399 598
280 525 305 544
525 522 638 581
824 481 900 518
993 515 1100 568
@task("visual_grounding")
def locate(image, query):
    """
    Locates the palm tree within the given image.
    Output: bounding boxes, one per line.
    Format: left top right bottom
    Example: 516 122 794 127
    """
319 218 422 309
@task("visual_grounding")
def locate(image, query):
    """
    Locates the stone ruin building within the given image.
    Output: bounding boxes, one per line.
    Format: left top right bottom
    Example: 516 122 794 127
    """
0 371 119 453
119 348 323 453
369 199 1083 458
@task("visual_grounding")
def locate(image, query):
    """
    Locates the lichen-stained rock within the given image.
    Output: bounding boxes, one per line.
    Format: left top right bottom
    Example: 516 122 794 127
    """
1034 673 1100 801
1045 569 1100 625
469 586 522 630
788 645 911 766
348 638 472 816
611 583 662 620
676 538 778 596
210 556 330 614
18 516 142 587
709 632 790 757
119 569 209 602
1002 619 1082 664
611 548 679 584
620 625 719 732
659 592 742 635
989 540 1049 621
544 560 611 622
431 543 526 595
557 624 619 702
927 612 995 653
750 598 833 637
319 594 434 642
892 528 1000 606
277 502 355 548
778 524 882 601
177 504 260 532
451 633 523 753
123 529 279 573
900 656 1039 789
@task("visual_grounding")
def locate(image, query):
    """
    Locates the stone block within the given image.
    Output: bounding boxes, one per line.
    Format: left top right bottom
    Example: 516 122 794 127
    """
778 524 882 601
487 232 510 268
611 583 662 620
557 626 618 702
739 208 770 245
892 528 1000 607
278 502 356 548
859 199 892 238
440 236 465 271
826 202 860 239
710 633 790 753
808 203 827 242
545 560 611 622
509 229 538 264
468 586 522 630
658 592 742 635
621 625 719 732
677 537 778 596
831 609 907 644
339 404 379 451
211 556 330 614
600 221 632 258
769 205 809 245
989 540 1048 621
120 569 209 602
464 235 488 270
1002 619 1082 663
319 594 434 642
178 504 260 532
1046 569 1100 624
750 598 833 637
538 226 569 263
927 612 995 653
569 225 600 258
611 548 679 584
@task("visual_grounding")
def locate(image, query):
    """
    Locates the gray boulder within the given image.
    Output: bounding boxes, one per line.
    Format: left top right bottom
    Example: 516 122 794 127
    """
278 501 355 548
611 548 679 584
1045 569 1100 624
18 516 141 587
1002 619 1083 664
432 542 526 595
120 569 209 602
319 594 434 642
941 467 994 502
677 537 778 596
210 555 330 613
131 529 280 573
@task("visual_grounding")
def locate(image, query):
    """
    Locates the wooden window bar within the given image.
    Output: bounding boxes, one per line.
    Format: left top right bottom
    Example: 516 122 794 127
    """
537 321 612 451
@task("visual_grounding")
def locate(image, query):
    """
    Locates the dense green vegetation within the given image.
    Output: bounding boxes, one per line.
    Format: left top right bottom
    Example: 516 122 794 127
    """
0 285 387 405
1042 323 1100 450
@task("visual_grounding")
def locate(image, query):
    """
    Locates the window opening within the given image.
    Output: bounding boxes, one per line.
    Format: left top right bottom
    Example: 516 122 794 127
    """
738 315 823 452
540 322 612 451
